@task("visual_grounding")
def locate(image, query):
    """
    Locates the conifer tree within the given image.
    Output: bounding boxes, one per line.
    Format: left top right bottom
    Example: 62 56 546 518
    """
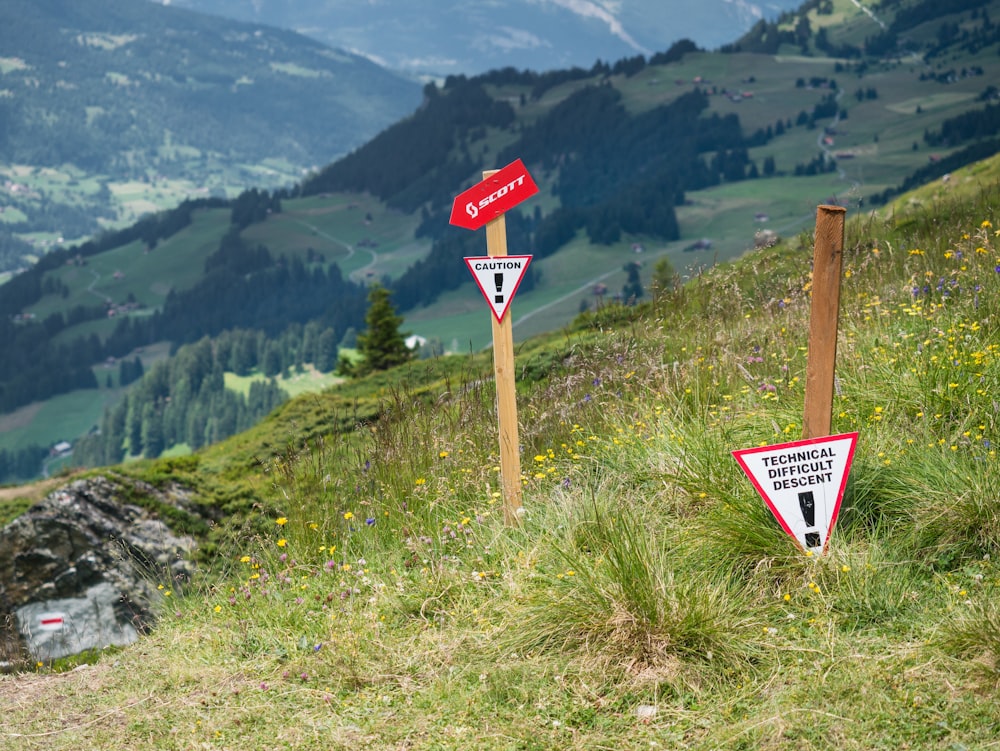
354 284 412 376
315 328 339 373
622 261 644 304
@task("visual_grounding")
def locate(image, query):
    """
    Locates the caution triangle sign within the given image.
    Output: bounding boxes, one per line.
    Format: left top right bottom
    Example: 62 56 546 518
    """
464 255 532 323
732 432 858 555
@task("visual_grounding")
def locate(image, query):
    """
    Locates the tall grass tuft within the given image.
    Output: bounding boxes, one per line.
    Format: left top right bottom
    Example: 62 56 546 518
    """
510 491 763 687
813 541 925 633
938 588 1000 686
858 445 1000 566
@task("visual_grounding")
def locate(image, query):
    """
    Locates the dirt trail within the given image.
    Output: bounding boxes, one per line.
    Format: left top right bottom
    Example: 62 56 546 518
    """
0 476 67 503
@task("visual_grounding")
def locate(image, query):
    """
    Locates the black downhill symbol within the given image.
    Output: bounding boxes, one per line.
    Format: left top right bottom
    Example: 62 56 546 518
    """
798 491 821 548
494 273 504 304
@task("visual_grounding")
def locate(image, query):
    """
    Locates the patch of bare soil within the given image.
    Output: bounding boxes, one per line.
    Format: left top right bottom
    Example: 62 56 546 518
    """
0 402 43 432
0 476 72 504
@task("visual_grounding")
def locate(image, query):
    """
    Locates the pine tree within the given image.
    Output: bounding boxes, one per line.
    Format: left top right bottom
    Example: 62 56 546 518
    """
140 402 164 458
315 328 339 373
354 284 412 376
622 261 644 305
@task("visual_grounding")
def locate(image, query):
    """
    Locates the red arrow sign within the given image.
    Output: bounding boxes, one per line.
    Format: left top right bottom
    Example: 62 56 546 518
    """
449 159 539 231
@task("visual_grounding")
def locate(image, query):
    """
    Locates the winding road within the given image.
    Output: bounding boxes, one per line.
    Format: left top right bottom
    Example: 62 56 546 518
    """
294 219 379 281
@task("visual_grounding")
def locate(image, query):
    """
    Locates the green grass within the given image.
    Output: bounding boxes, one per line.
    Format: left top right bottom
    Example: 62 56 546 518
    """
244 193 432 282
224 364 343 399
0 388 119 451
29 208 230 324
5 154 1000 749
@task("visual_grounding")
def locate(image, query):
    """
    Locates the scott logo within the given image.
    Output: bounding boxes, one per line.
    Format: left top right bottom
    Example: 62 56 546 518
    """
450 159 538 231
467 174 527 220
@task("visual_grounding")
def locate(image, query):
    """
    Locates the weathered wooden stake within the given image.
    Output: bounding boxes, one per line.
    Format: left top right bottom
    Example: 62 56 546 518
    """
483 171 523 524
803 205 847 440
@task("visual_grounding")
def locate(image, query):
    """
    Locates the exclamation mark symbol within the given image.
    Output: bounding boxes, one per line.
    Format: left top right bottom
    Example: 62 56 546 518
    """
798 491 822 549
494 273 504 304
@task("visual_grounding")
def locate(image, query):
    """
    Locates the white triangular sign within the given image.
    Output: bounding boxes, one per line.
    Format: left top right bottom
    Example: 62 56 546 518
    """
464 255 532 323
732 432 858 555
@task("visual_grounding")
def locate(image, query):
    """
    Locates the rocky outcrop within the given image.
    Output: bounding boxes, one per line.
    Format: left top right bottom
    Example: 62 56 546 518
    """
0 475 206 665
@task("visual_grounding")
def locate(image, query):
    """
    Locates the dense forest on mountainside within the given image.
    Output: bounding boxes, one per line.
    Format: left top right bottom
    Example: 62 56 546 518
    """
106 244 367 350
307 73 759 252
302 78 516 214
0 189 364 429
73 335 288 466
0 179 389 477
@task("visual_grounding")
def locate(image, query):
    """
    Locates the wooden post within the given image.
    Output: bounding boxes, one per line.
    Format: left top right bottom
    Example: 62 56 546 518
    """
803 205 847 440
483 171 523 523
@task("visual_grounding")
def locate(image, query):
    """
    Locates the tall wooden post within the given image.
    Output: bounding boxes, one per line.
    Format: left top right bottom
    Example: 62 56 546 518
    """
803 205 847 440
483 172 523 523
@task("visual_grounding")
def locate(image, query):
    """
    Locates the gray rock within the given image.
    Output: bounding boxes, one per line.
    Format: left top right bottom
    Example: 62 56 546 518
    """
0 475 204 664
16 582 140 661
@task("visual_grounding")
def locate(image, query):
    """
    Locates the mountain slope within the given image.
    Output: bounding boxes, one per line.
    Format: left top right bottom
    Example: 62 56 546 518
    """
0 0 422 268
4 0 1000 480
4 150 1000 751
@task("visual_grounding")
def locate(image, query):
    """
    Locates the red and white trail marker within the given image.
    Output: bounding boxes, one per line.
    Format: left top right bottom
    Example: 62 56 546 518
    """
464 255 532 322
732 432 858 555
37 613 67 631
449 159 539 231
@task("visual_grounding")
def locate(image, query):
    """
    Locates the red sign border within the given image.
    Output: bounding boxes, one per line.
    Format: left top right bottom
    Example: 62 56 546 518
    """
464 255 533 323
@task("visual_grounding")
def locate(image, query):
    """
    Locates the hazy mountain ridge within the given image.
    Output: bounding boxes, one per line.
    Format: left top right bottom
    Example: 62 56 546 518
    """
162 0 806 76
0 0 419 167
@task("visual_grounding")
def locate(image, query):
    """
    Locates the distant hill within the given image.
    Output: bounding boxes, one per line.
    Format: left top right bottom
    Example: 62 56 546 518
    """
0 0 422 270
3 0 1000 480
163 0 806 76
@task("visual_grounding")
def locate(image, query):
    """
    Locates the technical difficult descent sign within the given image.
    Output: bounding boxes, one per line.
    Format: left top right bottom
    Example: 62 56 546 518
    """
464 255 532 322
732 432 858 554
449 159 539 231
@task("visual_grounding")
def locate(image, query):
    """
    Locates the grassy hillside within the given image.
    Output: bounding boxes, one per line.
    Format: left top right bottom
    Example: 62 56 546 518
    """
3 150 1000 749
